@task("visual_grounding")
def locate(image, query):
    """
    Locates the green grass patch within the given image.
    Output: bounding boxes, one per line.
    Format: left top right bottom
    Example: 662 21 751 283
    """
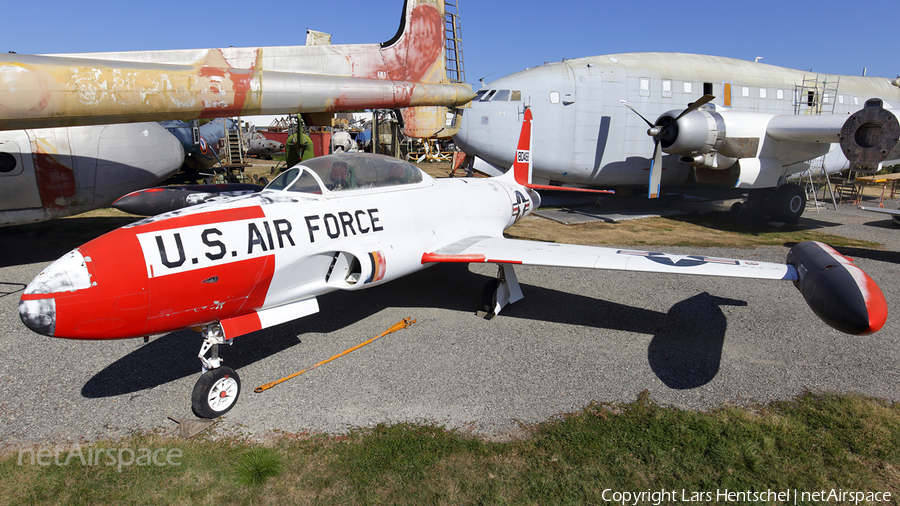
2 392 898 505
234 447 284 487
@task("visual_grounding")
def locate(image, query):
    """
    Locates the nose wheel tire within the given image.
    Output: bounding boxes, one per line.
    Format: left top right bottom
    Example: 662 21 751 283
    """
191 366 241 418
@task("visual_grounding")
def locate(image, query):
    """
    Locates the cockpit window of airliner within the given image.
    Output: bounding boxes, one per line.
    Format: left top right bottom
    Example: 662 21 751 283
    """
480 90 497 102
492 90 510 101
473 89 488 101
511 90 522 101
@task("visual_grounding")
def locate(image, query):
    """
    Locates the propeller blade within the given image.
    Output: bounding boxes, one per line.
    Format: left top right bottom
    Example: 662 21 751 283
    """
619 100 655 128
648 140 663 199
673 94 715 122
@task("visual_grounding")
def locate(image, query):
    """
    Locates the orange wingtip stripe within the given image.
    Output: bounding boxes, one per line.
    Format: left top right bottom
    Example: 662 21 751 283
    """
421 253 524 265
421 253 487 264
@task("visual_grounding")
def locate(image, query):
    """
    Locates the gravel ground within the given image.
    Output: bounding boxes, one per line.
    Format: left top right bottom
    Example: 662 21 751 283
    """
1 202 899 443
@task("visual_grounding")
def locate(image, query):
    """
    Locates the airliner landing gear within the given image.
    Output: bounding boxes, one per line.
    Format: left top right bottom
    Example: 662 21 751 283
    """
742 183 806 223
192 323 240 418
771 184 806 223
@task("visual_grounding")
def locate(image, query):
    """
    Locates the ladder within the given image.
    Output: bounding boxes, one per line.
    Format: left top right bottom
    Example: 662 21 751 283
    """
444 1 465 83
793 74 839 115
224 124 246 165
794 75 840 210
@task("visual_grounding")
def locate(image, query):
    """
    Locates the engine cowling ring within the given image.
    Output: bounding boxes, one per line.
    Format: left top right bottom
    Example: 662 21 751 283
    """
656 108 725 156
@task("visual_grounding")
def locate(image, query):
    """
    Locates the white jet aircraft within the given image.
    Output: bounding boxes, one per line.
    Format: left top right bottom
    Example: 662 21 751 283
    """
19 108 888 418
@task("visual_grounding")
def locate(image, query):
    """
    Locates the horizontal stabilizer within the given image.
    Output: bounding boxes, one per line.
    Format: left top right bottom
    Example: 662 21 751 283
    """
786 241 887 335
471 157 506 177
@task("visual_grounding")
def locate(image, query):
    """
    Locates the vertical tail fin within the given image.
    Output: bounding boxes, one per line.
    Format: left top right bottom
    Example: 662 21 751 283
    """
379 0 446 84
512 107 534 185
499 107 614 194
386 0 472 139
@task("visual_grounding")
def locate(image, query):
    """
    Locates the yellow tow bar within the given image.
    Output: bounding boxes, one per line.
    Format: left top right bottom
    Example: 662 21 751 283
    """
254 317 416 393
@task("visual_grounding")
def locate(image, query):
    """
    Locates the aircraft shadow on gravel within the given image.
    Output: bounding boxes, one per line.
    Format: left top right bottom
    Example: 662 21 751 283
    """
862 218 900 231
0 217 140 268
82 264 748 399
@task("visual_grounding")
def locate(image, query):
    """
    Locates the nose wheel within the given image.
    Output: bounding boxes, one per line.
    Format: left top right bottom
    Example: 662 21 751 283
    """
192 322 240 418
191 366 241 418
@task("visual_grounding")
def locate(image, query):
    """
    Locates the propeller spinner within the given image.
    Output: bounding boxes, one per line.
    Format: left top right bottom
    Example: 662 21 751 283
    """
620 94 715 198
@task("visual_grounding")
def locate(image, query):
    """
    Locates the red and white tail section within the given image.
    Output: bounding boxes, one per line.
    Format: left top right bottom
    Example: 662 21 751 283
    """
511 107 535 185
501 107 612 194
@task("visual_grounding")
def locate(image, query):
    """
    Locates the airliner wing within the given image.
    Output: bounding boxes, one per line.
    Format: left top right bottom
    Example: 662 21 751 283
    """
422 236 796 281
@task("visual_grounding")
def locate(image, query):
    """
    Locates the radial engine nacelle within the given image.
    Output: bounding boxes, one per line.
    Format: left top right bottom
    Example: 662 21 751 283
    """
840 99 900 172
655 98 900 174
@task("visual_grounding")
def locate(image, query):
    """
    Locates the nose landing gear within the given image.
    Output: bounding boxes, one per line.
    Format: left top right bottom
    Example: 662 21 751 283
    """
192 323 241 418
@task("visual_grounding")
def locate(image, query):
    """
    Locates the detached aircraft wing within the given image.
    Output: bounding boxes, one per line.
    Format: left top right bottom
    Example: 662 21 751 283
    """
0 0 473 132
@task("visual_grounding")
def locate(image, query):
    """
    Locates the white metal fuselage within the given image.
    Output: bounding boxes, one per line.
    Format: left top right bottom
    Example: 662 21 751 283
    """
454 53 900 189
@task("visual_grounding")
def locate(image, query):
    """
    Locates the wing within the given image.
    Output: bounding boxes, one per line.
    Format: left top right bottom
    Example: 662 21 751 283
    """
422 236 796 281
859 206 900 216
422 237 887 336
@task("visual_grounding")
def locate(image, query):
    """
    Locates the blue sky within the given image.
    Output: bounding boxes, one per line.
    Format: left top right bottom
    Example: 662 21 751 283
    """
6 0 897 85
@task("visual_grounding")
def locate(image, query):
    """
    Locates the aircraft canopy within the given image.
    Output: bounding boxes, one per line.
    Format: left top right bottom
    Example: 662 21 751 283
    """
265 153 424 195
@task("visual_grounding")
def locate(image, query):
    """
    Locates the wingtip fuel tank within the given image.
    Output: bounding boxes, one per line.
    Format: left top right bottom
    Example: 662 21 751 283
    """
787 241 888 335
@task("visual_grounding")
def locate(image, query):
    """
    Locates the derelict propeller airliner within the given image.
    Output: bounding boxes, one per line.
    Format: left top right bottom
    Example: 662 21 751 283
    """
454 54 900 222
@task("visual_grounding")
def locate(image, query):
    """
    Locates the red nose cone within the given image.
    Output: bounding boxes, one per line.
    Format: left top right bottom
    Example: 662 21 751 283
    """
20 228 151 339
